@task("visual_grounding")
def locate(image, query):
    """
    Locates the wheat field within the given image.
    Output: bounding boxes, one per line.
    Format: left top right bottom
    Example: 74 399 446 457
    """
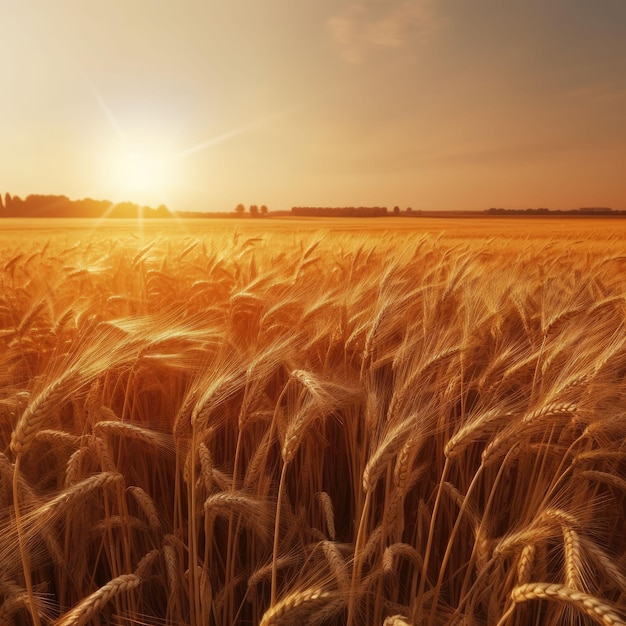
1 220 626 625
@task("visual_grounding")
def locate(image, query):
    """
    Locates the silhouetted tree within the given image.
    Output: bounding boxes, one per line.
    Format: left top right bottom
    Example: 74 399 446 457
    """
11 195 23 212
0 192 170 218
75 198 111 218
235 203 245 215
0 194 3 212
108 202 140 218
249 204 259 217
393 206 400 215
260 205 268 216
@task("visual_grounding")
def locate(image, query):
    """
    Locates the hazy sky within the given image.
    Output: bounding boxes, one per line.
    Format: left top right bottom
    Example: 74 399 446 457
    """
2 0 625 212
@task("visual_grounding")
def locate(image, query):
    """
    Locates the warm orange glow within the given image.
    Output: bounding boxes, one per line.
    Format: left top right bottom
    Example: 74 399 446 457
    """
1 2 624 212
116 149 171 197
98 140 181 208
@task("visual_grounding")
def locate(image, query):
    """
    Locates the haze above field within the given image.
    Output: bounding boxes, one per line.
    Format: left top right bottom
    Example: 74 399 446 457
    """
2 1 625 213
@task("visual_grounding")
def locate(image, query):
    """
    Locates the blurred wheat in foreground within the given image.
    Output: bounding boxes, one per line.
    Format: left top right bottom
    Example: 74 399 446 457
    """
1 228 625 625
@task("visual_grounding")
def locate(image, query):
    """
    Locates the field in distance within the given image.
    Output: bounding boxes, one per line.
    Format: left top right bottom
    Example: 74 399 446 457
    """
1 222 625 625
1 215 626 241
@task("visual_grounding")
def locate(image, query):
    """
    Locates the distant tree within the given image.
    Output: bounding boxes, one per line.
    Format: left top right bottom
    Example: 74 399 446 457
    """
260 204 268 216
5 193 12 212
393 206 400 215
249 204 259 217
235 203 245 215
109 201 140 218
0 194 3 212
76 198 111 218
11 195 23 212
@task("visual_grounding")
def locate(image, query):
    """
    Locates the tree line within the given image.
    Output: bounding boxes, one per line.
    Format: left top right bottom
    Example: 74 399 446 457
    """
234 204 269 217
486 207 623 215
291 206 389 217
0 193 170 218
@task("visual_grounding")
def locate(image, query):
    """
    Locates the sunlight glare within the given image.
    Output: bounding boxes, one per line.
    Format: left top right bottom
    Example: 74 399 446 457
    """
105 143 178 206
120 150 166 193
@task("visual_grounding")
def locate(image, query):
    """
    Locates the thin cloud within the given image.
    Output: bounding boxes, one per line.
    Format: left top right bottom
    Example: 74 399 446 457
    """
327 1 439 63
566 81 626 102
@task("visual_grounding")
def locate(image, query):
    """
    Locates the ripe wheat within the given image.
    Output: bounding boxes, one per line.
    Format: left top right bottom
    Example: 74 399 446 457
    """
0 225 625 625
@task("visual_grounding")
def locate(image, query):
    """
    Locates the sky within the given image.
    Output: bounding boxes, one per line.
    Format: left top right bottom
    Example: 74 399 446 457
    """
1 0 625 213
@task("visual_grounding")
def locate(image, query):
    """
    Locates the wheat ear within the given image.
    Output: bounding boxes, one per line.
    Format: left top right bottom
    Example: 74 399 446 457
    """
93 420 174 452
516 544 536 585
134 549 160 579
510 583 625 626
383 616 412 626
321 540 349 590
10 368 77 456
54 573 141 626
127 486 161 531
163 544 180 599
34 471 123 522
259 588 332 626
563 525 582 591
317 491 336 540
0 593 33 624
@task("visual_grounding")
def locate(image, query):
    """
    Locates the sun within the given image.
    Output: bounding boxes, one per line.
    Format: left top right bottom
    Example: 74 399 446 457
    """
91 83 293 212
109 146 176 206
119 150 167 194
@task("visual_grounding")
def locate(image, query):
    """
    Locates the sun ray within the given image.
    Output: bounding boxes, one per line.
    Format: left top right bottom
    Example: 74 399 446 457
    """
89 86 297 216
89 81 126 142
174 107 298 160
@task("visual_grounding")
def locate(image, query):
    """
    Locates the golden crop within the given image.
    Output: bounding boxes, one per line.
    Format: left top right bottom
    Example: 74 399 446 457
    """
1 221 625 625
